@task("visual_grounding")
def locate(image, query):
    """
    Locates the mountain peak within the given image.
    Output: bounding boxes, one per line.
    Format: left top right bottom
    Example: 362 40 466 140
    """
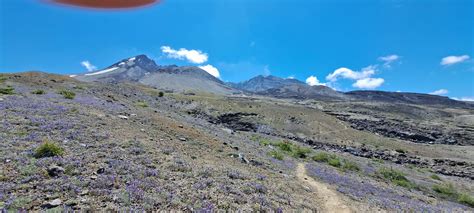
133 54 153 62
109 54 158 71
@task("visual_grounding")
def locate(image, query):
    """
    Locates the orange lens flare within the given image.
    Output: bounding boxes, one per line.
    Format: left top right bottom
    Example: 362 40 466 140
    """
48 0 160 9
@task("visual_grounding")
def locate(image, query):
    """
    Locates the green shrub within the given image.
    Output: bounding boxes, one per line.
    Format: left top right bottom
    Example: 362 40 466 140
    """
342 160 360 172
158 91 164 97
431 184 473 207
0 86 14 95
0 76 6 83
34 141 64 158
58 90 75 99
328 158 341 167
259 139 270 146
312 152 331 162
380 168 407 181
430 174 442 181
31 89 45 95
276 141 293 152
274 141 312 158
432 184 457 197
379 167 415 188
268 150 284 160
458 193 474 207
268 150 285 160
292 146 312 159
136 101 148 108
395 148 406 153
258 139 273 146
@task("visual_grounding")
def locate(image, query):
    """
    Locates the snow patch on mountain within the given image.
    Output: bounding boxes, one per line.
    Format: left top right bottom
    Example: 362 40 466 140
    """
85 67 119 76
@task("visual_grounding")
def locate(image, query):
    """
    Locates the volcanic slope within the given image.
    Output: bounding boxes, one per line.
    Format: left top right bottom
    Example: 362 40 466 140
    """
73 55 238 95
0 72 473 211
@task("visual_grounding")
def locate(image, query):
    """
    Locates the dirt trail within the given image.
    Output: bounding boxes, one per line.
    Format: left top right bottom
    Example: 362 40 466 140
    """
296 163 353 213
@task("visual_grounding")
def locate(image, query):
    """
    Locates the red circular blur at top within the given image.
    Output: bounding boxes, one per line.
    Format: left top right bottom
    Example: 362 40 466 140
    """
49 0 160 9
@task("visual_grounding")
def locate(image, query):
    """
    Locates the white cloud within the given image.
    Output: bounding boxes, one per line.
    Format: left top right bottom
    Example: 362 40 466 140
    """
325 65 384 90
352 78 385 89
452 97 474 102
306 76 325 86
326 66 376 82
378 54 400 68
198 64 220 78
441 55 470 66
81 61 97 72
429 89 449 96
161 46 208 64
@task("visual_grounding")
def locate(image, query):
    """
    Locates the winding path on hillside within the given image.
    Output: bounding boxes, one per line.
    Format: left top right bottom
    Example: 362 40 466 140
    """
296 163 353 213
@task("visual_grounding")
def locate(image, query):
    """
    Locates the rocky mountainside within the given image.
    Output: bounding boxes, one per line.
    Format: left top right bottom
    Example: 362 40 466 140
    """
346 90 473 108
73 55 471 106
232 75 346 100
232 75 303 92
74 55 238 95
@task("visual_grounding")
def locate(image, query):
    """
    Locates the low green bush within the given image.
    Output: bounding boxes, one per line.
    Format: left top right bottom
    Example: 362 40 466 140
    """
258 139 273 146
31 89 45 95
458 193 474 207
312 152 331 162
268 150 284 160
328 158 341 167
379 167 415 188
342 160 360 172
158 91 164 97
432 184 457 197
312 152 360 171
432 184 474 207
58 90 75 99
136 101 149 107
276 141 293 152
292 146 312 159
0 86 14 95
395 148 406 153
34 141 64 158
273 141 312 159
430 174 442 181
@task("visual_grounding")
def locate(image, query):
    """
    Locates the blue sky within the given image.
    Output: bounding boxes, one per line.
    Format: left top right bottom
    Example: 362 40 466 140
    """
0 0 473 99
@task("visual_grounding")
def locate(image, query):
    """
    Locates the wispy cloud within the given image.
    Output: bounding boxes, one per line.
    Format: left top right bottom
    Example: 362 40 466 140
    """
198 64 220 78
326 65 384 89
80 61 97 72
352 78 385 89
305 76 325 86
326 66 376 82
441 55 470 66
429 89 449 96
378 54 400 68
161 46 208 64
452 97 474 102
